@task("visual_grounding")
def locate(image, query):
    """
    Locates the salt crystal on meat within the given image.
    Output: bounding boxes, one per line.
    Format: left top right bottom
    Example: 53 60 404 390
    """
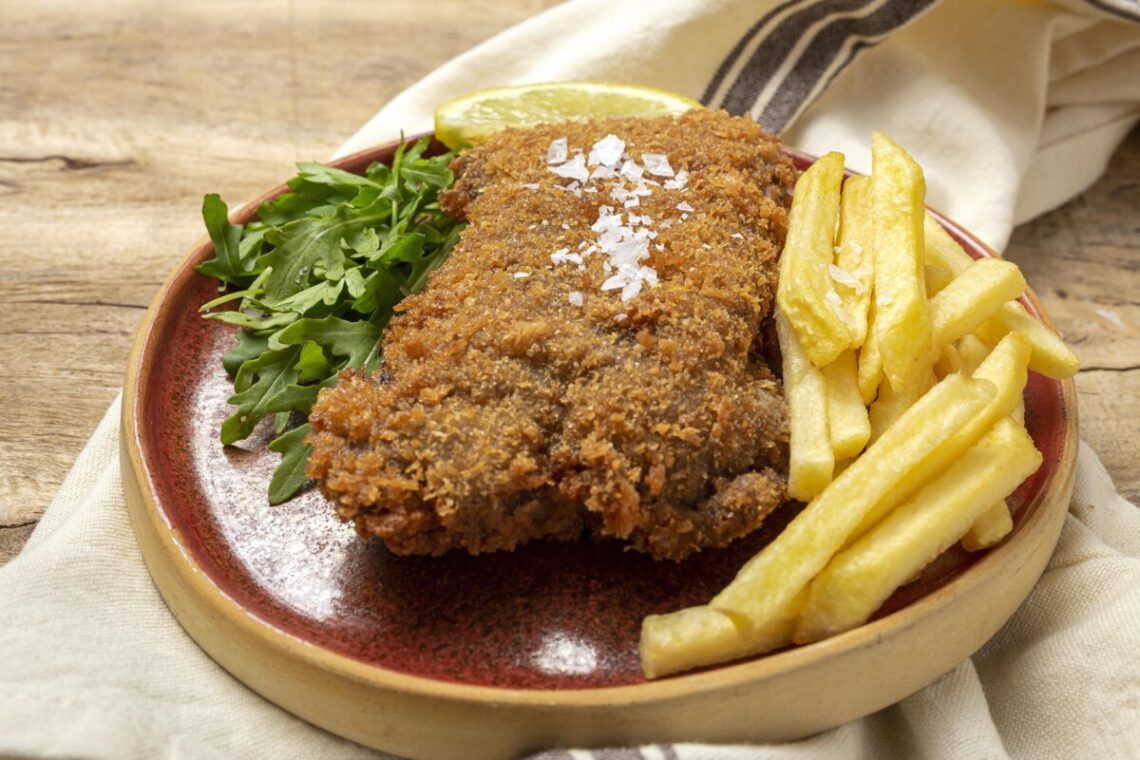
663 170 688 190
641 153 674 177
588 135 625 167
547 137 568 165
549 153 589 183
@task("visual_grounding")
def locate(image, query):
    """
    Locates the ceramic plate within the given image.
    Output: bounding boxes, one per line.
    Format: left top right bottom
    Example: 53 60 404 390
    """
121 138 1078 759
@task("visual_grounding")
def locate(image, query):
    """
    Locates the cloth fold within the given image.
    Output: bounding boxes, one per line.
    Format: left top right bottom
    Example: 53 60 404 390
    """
3 0 1139 757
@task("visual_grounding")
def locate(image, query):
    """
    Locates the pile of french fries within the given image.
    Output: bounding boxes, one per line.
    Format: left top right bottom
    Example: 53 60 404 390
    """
639 132 1080 680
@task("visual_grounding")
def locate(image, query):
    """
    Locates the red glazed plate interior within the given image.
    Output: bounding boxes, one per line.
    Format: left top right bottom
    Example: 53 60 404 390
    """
135 141 1070 690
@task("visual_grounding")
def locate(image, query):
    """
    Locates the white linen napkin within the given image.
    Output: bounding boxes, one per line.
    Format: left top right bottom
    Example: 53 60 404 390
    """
2 1 1139 758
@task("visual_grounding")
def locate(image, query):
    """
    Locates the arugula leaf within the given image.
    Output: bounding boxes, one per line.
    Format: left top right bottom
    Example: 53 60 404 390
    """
295 340 331 382
221 346 302 445
271 316 382 369
197 195 253 286
222 332 271 377
264 383 322 415
267 424 314 506
258 200 388 305
199 137 460 503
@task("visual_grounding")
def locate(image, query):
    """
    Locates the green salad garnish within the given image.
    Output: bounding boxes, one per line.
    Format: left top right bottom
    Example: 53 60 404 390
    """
197 136 462 504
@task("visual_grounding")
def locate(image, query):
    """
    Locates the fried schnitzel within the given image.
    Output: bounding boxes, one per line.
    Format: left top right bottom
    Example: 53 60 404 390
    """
306 110 796 560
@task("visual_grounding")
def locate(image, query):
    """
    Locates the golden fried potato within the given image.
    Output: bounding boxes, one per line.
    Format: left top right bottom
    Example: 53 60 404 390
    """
849 332 1031 543
962 501 1014 551
930 258 1026 347
710 375 995 630
640 592 804 679
956 333 991 375
834 175 874 347
934 342 965 378
776 152 852 367
868 366 936 443
776 310 835 501
923 213 973 275
871 132 931 393
981 301 1081 379
957 332 1032 549
795 416 1042 643
925 265 955 296
857 303 884 404
823 350 871 461
925 214 1079 379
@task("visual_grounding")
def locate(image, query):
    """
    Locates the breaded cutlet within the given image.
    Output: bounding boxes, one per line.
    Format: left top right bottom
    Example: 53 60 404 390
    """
306 109 797 560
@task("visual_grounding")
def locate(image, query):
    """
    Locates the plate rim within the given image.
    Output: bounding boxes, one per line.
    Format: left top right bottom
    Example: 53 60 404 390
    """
120 136 1079 755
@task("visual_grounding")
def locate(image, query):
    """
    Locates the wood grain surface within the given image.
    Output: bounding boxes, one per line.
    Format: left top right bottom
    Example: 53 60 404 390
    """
1 0 1137 567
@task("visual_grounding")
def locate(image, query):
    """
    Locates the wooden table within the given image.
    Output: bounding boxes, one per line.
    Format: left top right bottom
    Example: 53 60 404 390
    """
1 0 1137 566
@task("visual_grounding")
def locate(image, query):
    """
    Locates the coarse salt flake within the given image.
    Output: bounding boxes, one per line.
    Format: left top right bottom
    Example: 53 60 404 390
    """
829 264 860 289
590 165 618 181
588 134 625 167
521 182 540 190
621 279 643 302
513 271 530 279
825 290 854 326
620 160 644 183
568 291 584 306
600 273 626 291
549 153 589 183
547 138 568 164
663 170 688 190
641 153 674 177
676 201 694 212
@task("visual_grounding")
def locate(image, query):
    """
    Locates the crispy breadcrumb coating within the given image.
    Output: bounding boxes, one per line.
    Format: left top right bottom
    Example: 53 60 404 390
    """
307 110 796 560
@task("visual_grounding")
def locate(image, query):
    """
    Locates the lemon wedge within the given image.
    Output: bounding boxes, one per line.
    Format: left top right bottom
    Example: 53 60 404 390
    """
434 82 702 149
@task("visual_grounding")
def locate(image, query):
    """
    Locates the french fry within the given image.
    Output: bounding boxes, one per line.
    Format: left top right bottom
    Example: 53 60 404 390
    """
849 331 1031 544
980 301 1081 379
962 501 1013 551
776 152 851 367
710 375 994 630
959 332 1032 550
956 333 991 374
871 132 931 392
823 350 871 461
640 592 805 679
871 257 1021 441
868 366 936 443
935 343 965 378
795 416 1042 643
930 258 1026 347
926 214 1079 379
834 175 874 348
971 332 1031 424
923 213 973 275
776 310 834 501
925 265 955 296
857 302 884 404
